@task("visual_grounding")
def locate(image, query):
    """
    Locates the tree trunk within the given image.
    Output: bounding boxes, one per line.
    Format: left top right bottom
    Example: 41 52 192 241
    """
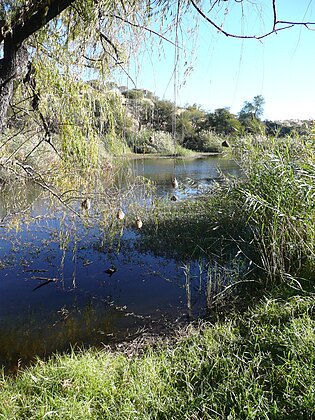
0 35 28 132
0 0 75 133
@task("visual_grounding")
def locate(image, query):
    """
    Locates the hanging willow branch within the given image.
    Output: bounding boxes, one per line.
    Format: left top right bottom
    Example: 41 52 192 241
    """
107 14 180 47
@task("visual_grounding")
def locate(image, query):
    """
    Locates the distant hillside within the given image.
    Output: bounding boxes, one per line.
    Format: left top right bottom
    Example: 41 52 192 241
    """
265 119 313 137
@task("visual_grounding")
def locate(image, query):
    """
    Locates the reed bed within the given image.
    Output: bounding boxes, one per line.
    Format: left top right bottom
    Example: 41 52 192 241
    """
236 135 315 282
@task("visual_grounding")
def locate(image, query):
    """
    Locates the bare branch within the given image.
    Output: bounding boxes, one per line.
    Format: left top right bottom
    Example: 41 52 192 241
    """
189 0 315 40
272 0 277 30
100 32 120 61
209 0 221 14
23 138 45 161
276 20 315 28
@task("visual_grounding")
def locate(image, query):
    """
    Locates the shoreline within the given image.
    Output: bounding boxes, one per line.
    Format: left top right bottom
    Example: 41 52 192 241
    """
115 151 223 160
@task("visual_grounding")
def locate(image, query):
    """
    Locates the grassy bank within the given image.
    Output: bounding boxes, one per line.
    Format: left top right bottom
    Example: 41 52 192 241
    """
0 293 314 418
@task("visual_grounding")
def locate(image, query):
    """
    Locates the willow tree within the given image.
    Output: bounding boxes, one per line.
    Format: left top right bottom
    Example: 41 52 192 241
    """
0 0 174 170
0 0 314 170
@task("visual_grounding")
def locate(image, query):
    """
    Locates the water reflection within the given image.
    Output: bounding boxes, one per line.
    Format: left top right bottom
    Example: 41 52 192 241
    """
0 156 240 371
121 155 240 198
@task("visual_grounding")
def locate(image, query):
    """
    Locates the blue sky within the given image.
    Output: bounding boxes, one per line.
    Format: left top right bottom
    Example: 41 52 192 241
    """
118 0 315 121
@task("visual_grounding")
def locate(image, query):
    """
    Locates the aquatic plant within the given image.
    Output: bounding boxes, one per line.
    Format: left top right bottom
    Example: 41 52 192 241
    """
236 134 315 282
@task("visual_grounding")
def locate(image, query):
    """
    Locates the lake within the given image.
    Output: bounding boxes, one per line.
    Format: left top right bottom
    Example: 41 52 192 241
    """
0 155 240 371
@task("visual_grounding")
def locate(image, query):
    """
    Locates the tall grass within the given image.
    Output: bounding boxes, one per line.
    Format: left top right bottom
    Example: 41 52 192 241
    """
236 135 315 282
136 132 315 289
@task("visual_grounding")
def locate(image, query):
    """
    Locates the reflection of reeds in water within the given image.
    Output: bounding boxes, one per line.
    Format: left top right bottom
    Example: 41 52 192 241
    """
181 262 191 320
205 260 252 313
206 262 237 312
206 263 219 312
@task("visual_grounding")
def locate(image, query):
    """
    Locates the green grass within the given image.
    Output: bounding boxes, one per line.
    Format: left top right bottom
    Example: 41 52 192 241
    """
136 184 248 262
235 135 315 280
0 294 314 418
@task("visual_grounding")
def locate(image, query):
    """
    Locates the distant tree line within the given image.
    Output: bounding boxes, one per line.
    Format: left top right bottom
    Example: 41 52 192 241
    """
119 88 313 153
121 90 265 151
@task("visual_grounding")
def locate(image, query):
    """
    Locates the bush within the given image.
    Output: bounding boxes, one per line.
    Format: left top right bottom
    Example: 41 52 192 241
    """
184 130 225 153
128 129 188 155
103 133 131 155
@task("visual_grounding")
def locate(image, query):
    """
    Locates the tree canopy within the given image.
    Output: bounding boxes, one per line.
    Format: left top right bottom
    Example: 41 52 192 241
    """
0 0 314 170
239 95 266 134
0 0 162 169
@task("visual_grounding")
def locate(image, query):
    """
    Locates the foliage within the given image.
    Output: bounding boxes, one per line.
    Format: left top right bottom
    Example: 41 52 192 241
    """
127 128 155 153
128 128 190 155
122 96 264 153
235 134 315 280
238 114 266 135
1 0 313 174
174 106 204 149
183 129 225 152
0 0 198 173
0 295 314 418
122 89 146 101
204 107 243 137
265 119 314 138
103 132 130 156
238 95 266 134
151 99 175 133
240 95 265 119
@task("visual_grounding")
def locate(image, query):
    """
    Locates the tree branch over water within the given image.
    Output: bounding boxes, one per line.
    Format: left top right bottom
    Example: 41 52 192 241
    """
190 0 315 40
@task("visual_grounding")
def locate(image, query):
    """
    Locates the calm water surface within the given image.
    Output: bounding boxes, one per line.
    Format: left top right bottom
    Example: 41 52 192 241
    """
0 156 239 370
126 155 240 197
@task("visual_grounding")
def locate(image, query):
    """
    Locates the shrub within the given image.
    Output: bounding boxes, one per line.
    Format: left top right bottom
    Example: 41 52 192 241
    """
184 130 225 152
128 129 188 155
